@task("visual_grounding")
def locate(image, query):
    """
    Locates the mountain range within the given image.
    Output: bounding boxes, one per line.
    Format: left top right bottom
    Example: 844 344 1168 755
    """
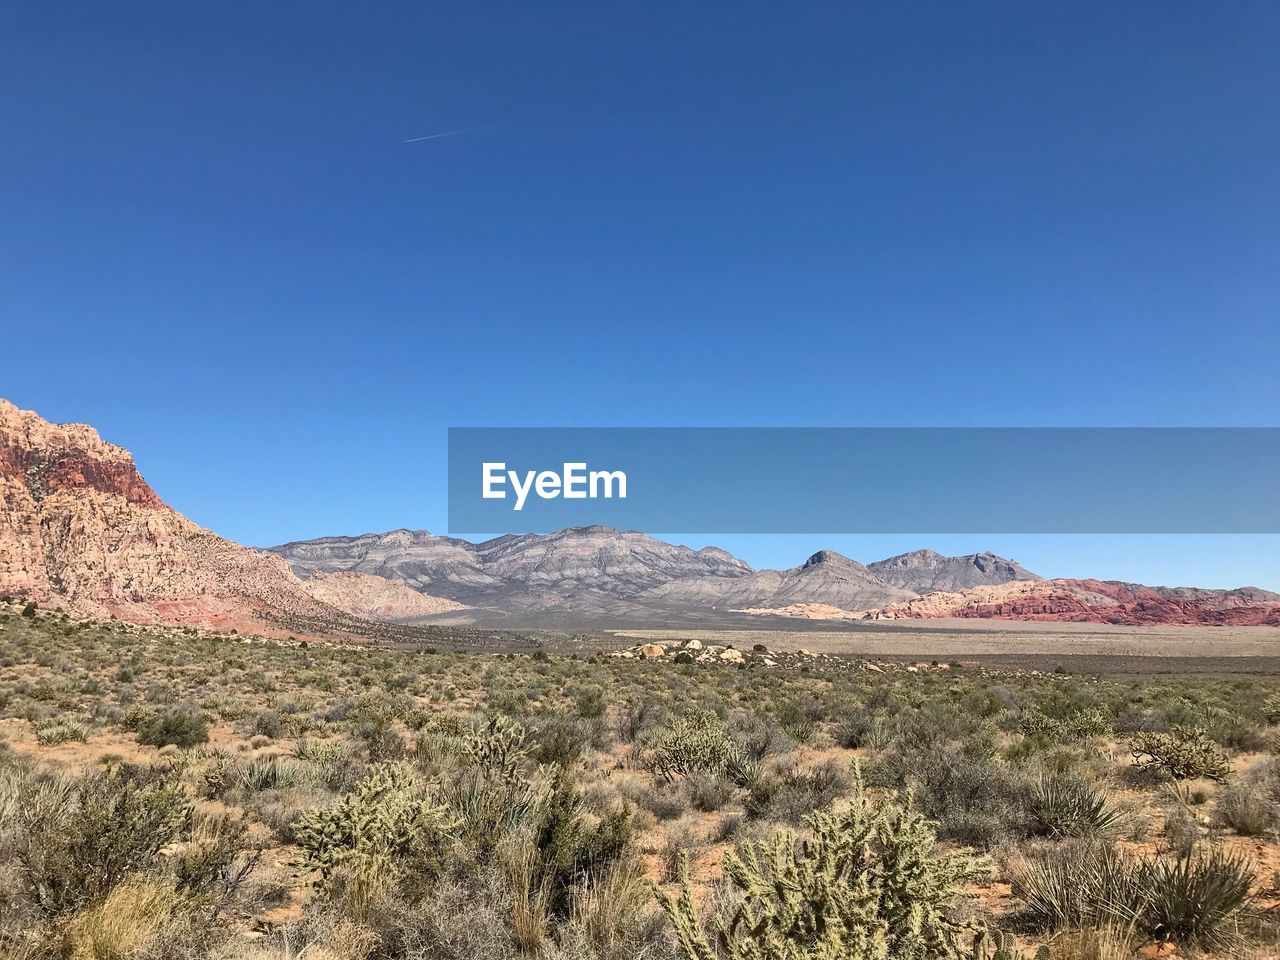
263 528 1047 626
3 396 1278 634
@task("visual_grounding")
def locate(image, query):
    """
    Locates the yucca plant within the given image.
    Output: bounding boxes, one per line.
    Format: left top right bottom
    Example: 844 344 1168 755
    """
1029 775 1122 838
232 754 310 793
1012 842 1253 947
1013 843 1149 931
31 715 91 745
1143 849 1253 946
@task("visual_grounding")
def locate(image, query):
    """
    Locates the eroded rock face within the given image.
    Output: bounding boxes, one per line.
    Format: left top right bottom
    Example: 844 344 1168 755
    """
0 398 360 635
299 571 468 622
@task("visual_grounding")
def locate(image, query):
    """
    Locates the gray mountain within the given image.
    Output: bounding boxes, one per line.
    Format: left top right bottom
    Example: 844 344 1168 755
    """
266 530 1033 626
867 549 1039 594
265 526 753 622
640 550 917 612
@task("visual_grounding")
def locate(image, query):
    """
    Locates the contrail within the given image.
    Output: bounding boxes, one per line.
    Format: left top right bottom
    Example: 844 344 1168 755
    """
403 126 478 143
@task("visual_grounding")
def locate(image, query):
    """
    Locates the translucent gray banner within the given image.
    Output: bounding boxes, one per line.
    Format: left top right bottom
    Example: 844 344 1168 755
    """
447 427 1280 534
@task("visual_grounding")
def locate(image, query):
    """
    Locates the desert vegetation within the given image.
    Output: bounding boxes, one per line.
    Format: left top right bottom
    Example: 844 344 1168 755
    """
2 602 1280 958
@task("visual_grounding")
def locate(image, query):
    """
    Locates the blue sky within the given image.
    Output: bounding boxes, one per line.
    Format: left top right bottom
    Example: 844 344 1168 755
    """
2 2 1277 588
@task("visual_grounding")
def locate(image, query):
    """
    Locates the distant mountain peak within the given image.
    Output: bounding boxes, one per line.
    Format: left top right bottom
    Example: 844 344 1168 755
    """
868 548 1039 595
802 549 856 569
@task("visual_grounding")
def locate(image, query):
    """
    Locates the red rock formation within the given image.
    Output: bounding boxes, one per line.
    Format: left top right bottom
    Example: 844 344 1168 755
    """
872 578 1280 626
0 398 378 637
743 579 1280 627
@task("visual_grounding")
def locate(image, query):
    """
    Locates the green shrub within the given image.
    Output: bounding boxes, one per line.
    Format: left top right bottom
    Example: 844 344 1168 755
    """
529 715 595 767
877 742 1033 847
135 707 209 749
744 760 850 823
1218 779 1280 836
527 768 632 920
574 684 608 718
15 766 190 915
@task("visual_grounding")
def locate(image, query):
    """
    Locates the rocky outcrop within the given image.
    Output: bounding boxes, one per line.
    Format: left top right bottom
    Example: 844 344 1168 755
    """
298 571 468 621
0 398 382 637
738 578 1280 626
867 579 1280 626
867 549 1039 594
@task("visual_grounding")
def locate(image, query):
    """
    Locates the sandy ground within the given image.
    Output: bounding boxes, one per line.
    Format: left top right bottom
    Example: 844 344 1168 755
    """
611 618 1280 659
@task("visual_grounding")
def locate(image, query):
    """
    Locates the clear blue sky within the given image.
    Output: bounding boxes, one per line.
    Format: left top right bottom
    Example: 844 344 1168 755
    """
3 3 1277 588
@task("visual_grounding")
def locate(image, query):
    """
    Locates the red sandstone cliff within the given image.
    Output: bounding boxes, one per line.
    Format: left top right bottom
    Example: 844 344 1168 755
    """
0 398 403 636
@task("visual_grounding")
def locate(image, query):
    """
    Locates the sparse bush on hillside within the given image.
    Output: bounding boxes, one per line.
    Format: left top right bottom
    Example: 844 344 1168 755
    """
135 707 209 749
13 765 191 916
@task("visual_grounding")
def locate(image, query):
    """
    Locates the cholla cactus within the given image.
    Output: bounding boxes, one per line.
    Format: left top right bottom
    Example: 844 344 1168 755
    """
1130 726 1231 783
464 715 529 780
1263 692 1280 725
657 768 987 960
649 711 749 784
293 762 455 885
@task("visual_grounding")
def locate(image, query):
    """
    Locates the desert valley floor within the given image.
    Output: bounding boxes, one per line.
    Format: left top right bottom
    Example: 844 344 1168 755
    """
5 602 1280 960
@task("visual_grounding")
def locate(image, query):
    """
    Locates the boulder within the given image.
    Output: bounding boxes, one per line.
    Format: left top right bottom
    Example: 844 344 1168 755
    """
639 644 664 659
719 648 745 663
683 639 703 651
